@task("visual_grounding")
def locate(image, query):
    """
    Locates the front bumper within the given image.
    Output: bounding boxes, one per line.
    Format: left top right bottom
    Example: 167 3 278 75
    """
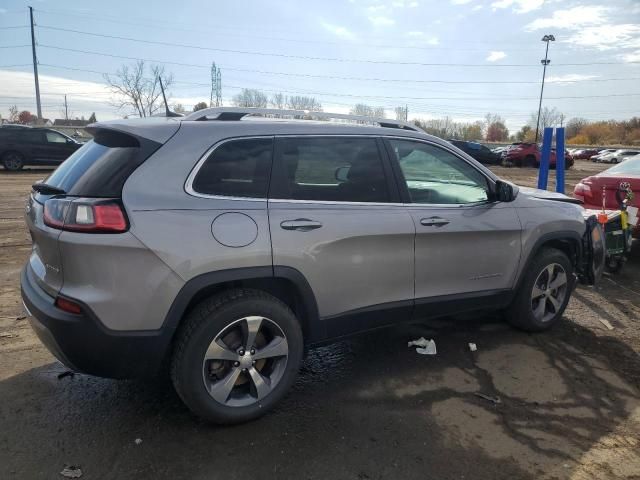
20 266 171 379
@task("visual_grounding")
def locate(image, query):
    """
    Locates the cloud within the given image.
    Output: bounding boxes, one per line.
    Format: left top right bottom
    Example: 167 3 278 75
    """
567 24 640 51
546 74 598 83
451 0 473 4
622 51 640 63
320 21 356 39
405 31 439 44
472 4 484 10
392 0 419 7
0 8 7 14
486 51 507 61
525 6 607 31
491 0 544 14
368 15 395 26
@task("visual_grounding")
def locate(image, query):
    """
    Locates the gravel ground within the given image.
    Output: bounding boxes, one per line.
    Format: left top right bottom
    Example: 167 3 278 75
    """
0 162 639 480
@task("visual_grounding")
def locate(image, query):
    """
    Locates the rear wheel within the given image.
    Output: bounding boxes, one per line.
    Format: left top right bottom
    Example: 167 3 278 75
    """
170 289 303 424
507 248 573 332
2 151 24 171
524 155 537 168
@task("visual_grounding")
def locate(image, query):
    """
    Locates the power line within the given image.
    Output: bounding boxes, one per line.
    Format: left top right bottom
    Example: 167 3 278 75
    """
32 7 545 53
34 63 640 102
0 25 29 29
0 45 31 49
38 26 640 67
36 44 640 86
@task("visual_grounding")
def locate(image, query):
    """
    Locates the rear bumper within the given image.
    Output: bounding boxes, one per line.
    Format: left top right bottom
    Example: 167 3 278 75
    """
20 265 171 379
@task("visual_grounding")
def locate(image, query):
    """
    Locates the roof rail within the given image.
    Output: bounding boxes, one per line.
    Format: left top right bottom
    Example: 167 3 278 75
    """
182 107 421 132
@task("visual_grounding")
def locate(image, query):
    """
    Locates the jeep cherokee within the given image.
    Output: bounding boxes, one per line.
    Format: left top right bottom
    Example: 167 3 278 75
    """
21 108 603 424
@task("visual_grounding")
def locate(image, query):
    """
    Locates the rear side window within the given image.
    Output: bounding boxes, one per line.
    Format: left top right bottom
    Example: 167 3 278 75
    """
41 129 159 198
191 138 273 198
273 136 389 203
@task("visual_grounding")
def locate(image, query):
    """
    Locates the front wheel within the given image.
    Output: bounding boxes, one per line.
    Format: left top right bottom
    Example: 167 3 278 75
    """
506 248 573 332
170 289 303 424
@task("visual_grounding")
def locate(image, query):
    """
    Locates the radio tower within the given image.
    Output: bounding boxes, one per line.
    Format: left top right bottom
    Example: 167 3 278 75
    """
210 63 222 107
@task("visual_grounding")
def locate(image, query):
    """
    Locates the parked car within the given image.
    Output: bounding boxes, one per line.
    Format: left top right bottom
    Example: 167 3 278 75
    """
607 149 640 163
592 149 618 162
21 109 601 424
447 139 502 165
0 127 82 171
574 155 640 236
571 149 599 160
503 143 574 168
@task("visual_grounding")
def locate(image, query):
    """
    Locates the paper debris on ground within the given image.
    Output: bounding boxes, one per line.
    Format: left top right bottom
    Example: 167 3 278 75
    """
468 343 477 352
474 392 501 405
597 318 614 331
60 466 83 478
407 337 437 355
135 438 143 445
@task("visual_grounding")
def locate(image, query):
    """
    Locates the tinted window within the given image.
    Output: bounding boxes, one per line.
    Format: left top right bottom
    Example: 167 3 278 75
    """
389 139 489 205
41 129 158 198
607 159 640 174
192 138 273 198
275 137 389 203
20 130 44 144
46 131 68 143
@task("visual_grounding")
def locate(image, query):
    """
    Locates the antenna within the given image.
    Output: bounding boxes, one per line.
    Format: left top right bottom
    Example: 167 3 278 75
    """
158 76 182 117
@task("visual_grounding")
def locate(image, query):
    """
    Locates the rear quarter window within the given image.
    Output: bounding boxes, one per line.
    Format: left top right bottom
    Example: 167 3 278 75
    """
190 138 274 198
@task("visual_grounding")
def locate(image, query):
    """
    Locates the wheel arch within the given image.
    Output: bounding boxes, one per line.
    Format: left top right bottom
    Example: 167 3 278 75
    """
515 231 582 291
162 266 322 348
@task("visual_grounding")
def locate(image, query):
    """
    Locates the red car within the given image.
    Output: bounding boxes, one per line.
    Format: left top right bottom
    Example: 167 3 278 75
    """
574 156 640 236
572 148 599 160
503 143 573 168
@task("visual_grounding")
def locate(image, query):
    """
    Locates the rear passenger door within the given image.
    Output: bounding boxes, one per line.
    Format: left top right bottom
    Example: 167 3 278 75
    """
268 136 415 338
43 130 76 163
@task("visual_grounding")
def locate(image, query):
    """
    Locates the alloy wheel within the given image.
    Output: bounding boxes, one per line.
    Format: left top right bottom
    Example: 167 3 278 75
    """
202 316 289 407
530 263 568 323
3 153 23 171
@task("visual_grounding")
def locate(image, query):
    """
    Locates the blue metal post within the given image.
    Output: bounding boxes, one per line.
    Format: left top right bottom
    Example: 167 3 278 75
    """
555 127 565 193
537 127 553 190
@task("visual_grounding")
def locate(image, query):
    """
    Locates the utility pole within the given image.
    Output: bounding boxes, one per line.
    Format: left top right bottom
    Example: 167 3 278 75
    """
64 95 69 121
405 104 409 122
534 34 555 143
29 6 42 122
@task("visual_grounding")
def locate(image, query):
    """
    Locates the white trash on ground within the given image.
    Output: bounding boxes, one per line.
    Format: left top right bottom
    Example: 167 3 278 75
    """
408 337 437 355
468 343 477 352
60 466 83 478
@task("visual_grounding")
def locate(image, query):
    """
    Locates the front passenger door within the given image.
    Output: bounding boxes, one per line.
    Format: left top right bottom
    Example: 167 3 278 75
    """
386 138 522 312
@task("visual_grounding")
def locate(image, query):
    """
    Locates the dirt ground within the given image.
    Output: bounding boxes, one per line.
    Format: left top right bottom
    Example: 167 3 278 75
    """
1 162 639 479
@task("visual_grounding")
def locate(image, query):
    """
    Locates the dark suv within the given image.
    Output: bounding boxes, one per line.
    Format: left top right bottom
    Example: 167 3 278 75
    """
447 139 501 165
0 126 82 171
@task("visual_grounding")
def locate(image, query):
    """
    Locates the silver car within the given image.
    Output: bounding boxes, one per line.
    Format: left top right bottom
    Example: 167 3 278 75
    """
21 108 602 424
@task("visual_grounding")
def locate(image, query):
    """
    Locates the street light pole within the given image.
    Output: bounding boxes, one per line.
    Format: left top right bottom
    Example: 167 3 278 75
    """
534 34 555 143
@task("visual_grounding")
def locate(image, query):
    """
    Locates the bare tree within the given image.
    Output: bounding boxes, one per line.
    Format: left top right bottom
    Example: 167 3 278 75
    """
173 103 186 114
8 105 19 123
285 95 322 111
104 60 174 117
394 106 408 122
350 104 385 118
270 93 286 109
528 106 563 131
232 88 268 108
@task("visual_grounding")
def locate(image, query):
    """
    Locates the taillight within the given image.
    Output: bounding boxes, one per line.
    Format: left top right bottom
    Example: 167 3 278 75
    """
574 182 593 202
44 198 128 233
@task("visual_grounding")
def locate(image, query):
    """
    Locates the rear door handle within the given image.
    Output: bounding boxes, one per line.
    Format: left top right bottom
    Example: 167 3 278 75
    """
420 217 450 227
280 219 323 231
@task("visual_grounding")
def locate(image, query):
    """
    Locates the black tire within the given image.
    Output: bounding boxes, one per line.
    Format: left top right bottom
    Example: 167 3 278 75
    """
524 155 537 168
605 256 625 274
170 288 303 424
2 151 24 171
506 248 574 332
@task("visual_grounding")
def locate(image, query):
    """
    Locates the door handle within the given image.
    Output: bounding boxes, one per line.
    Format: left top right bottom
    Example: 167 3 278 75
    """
420 217 450 227
280 219 323 231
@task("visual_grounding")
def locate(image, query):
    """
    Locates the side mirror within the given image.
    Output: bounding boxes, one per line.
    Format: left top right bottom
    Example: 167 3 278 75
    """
335 165 350 182
495 180 515 202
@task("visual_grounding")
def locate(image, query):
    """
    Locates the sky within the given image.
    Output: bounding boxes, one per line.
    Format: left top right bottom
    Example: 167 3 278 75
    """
1 0 639 132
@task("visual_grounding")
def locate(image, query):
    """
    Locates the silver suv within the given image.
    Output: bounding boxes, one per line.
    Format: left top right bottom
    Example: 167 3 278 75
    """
21 108 603 424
